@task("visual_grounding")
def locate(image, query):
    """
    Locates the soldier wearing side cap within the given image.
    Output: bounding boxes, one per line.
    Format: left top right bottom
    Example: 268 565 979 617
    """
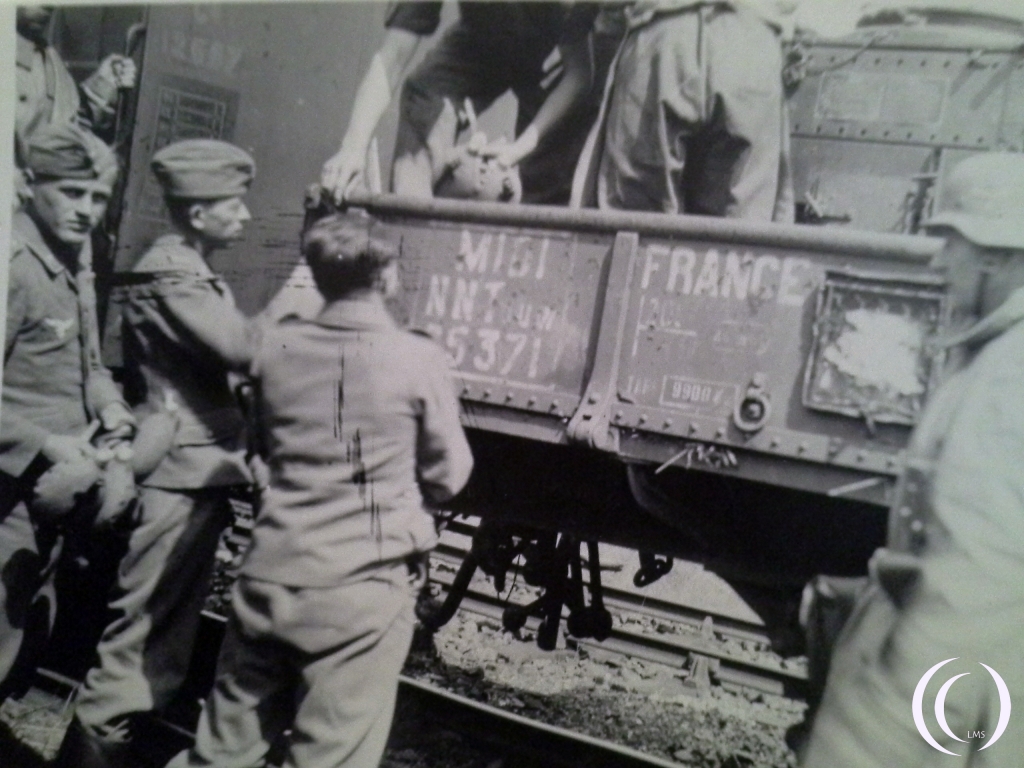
1 123 135 702
166 214 473 768
56 139 260 768
799 153 1024 767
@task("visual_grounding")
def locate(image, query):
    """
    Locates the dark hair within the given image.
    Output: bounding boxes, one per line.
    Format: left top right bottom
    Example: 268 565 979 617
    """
165 197 200 232
302 214 396 299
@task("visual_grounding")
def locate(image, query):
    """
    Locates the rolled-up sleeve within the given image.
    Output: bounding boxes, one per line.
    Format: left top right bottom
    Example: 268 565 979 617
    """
415 343 473 503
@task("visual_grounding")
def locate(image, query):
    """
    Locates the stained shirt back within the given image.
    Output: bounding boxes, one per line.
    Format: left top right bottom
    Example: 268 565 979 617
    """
241 298 473 588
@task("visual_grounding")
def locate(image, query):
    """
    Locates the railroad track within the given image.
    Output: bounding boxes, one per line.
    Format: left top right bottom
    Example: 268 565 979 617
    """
227 509 807 696
399 675 686 768
429 540 807 698
21 636 685 768
6 513 804 766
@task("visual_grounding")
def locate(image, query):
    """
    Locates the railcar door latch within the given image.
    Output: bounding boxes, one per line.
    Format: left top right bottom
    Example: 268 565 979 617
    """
732 373 772 434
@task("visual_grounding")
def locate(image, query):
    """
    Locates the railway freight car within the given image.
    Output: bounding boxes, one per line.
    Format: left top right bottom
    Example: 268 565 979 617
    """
66 3 1023 650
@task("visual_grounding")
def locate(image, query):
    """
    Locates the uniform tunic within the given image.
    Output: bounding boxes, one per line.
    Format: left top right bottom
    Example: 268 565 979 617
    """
15 32 118 137
74 235 254 737
801 287 1024 767
390 1 611 205
171 298 473 768
15 32 118 174
1 212 125 697
572 0 794 221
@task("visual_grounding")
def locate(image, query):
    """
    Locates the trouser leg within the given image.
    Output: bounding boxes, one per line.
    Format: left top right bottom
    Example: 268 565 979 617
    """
172 573 415 768
74 487 232 737
599 7 786 222
166 615 293 768
599 11 704 213
697 7 786 220
0 486 61 702
285 590 415 768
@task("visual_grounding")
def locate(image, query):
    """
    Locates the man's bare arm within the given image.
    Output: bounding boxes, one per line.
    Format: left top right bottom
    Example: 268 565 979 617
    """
321 28 422 203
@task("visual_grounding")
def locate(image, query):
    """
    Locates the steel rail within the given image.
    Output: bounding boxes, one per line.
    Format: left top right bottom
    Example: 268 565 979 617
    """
397 675 684 768
30 659 683 767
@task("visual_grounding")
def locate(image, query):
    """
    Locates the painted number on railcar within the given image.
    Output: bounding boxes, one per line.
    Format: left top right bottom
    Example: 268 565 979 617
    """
417 229 578 391
660 376 737 414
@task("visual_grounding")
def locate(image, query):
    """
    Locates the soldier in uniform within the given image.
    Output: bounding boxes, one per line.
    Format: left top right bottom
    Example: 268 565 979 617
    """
15 6 136 202
571 0 794 221
56 140 259 767
166 215 473 768
320 2 614 205
1 123 134 701
801 153 1024 767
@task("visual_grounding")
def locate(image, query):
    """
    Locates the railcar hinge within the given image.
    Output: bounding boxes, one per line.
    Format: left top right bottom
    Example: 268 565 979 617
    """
566 230 639 451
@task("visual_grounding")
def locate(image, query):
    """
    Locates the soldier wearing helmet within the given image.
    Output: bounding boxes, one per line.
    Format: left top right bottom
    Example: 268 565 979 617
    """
1 123 134 702
800 153 1024 767
56 140 260 767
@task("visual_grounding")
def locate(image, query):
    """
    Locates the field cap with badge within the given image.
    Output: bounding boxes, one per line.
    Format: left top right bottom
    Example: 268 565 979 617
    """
24 120 119 184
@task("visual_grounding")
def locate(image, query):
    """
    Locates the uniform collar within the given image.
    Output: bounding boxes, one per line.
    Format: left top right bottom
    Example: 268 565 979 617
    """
13 210 72 277
937 285 1024 350
149 233 216 276
315 297 396 331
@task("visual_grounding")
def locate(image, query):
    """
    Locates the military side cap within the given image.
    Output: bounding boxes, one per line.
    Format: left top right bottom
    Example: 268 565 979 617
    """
924 152 1024 249
24 122 118 183
151 139 255 199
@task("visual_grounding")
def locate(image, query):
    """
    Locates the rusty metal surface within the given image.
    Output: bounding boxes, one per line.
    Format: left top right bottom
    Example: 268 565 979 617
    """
341 198 946 503
590 232 944 496
788 23 1024 234
348 193 943 260
379 215 614 440
102 4 1006 514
